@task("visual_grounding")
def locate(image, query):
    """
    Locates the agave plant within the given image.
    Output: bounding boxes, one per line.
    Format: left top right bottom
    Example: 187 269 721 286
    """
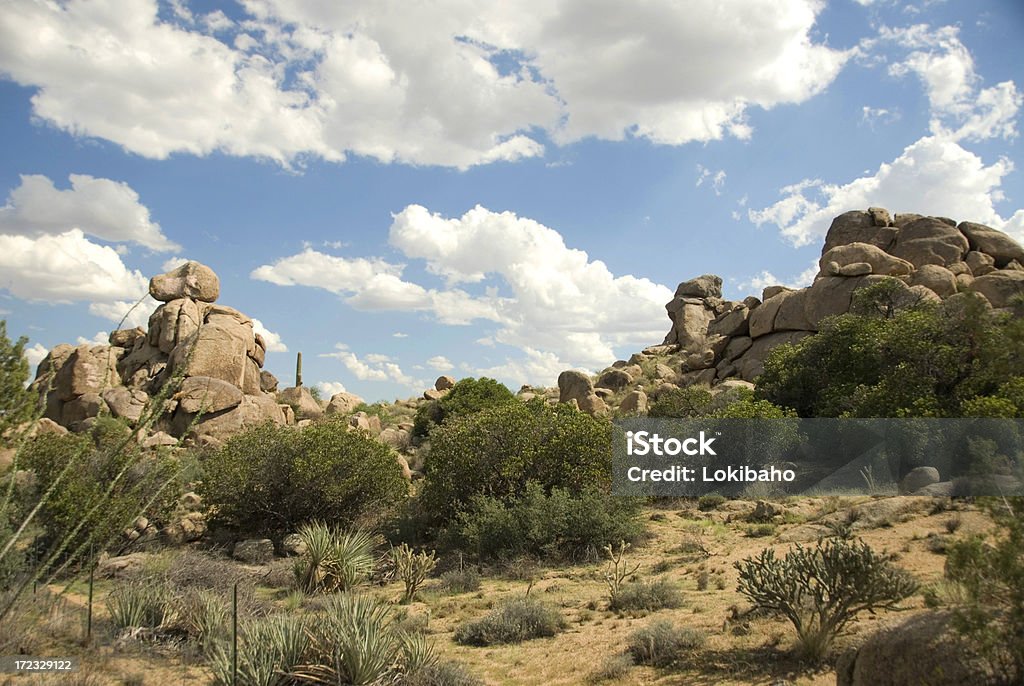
208 615 308 686
294 593 397 685
293 523 375 595
106 582 174 630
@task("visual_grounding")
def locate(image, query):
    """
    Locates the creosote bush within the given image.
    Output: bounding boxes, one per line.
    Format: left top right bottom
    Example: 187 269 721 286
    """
735 538 918 662
412 376 515 439
438 568 480 594
626 620 706 667
202 419 408 538
609 579 683 615
454 597 566 646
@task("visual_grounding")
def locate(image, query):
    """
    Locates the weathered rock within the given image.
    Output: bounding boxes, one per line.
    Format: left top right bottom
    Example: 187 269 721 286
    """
654 363 678 382
680 368 716 387
907 285 942 305
733 331 812 382
708 306 749 338
683 349 715 371
964 250 996 276
170 322 253 389
148 298 204 354
61 392 107 428
836 611 990 686
96 553 153 579
379 427 409 450
596 368 632 391
909 264 957 298
325 391 363 416
596 388 614 399
162 512 206 544
277 386 324 420
749 290 796 338
281 534 306 557
187 394 286 440
664 298 716 349
890 217 969 268
177 376 244 414
109 327 146 348
899 466 941 494
674 274 722 299
969 269 1024 308
54 345 121 402
819 242 913 277
822 210 898 254
867 206 891 226
723 336 753 362
142 431 178 448
435 375 456 391
958 221 1024 267
102 387 149 422
577 393 608 416
805 275 897 326
233 538 274 564
839 262 873 277
773 289 814 332
762 285 793 301
558 370 594 404
149 261 220 303
260 370 279 393
619 389 648 414
423 388 445 401
349 412 382 435
34 418 68 436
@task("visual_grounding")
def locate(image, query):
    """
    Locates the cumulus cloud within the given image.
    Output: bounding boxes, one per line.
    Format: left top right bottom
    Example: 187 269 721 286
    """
24 342 49 372
696 165 727 195
0 174 179 252
76 331 109 346
475 347 579 388
316 381 347 397
426 355 453 372
252 318 288 353
161 256 190 272
740 260 820 294
320 343 420 388
750 136 1019 246
88 298 158 329
0 0 849 168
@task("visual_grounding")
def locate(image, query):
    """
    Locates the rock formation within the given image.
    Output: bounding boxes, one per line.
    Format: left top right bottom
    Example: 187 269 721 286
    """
558 208 1024 414
32 261 287 445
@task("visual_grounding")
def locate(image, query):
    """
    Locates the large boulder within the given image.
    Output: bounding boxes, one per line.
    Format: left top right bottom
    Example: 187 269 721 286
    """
277 386 324 420
819 242 913 277
889 217 969 268
969 269 1024 308
148 298 205 354
558 370 594 404
53 344 121 402
149 261 220 303
664 298 716 349
596 368 632 391
749 290 797 338
958 221 1024 267
674 274 722 299
325 391 363 416
170 322 253 390
909 264 958 298
708 306 750 338
177 376 244 414
101 387 149 422
822 210 898 254
186 393 286 441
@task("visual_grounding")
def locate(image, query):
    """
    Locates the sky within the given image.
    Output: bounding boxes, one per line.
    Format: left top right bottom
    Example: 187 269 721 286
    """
0 0 1022 402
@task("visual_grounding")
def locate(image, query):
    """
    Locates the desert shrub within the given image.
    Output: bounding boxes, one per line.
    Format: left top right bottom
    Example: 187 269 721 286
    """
293 523 375 594
422 400 614 522
626 620 706 667
697 493 726 511
19 421 178 562
944 497 1024 681
107 582 175 630
392 543 437 603
438 568 480 594
735 538 918 661
0 507 25 591
412 377 515 438
0 321 36 441
648 386 712 418
609 579 683 614
210 615 308 686
404 661 484 686
454 597 565 646
446 482 643 561
202 420 408 538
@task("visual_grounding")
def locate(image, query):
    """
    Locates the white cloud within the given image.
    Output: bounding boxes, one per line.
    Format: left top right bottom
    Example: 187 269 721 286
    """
0 174 179 252
861 106 900 128
161 256 190 272
89 298 157 330
0 0 849 168
316 381 347 397
76 331 109 346
252 318 288 352
426 355 453 372
696 165 727 195
392 332 408 338
740 259 819 294
475 347 578 388
0 230 149 304
24 342 49 372
320 343 420 388
750 136 1020 246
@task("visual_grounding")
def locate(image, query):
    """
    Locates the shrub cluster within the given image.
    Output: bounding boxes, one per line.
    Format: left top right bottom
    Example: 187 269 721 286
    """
609 579 683 615
412 377 515 439
626 620 706 667
454 597 566 646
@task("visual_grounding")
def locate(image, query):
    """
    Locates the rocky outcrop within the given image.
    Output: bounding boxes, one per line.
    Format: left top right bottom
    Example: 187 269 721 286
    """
31 261 287 442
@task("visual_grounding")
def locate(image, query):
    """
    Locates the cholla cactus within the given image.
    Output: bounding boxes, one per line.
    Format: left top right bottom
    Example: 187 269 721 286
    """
603 540 640 603
391 543 437 604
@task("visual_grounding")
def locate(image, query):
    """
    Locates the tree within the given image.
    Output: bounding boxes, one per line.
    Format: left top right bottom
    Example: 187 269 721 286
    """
412 377 515 438
0 321 36 440
735 539 918 661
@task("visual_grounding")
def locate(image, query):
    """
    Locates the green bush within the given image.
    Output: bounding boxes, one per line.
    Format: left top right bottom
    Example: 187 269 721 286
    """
648 386 712 418
454 597 566 646
944 497 1024 681
626 620 705 667
446 482 643 561
412 377 515 438
735 538 918 662
202 419 408 538
608 579 683 614
421 400 613 521
697 493 726 511
0 321 36 441
20 419 178 562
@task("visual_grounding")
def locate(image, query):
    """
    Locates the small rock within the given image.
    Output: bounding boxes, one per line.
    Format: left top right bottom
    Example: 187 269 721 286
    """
900 467 941 495
233 538 275 565
281 533 307 557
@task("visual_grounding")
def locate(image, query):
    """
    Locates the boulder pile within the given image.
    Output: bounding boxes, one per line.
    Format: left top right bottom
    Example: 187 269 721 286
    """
559 208 1024 413
33 261 288 446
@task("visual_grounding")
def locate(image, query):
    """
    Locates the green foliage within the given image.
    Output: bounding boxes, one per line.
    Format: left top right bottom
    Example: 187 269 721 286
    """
944 498 1024 681
709 398 797 419
446 482 643 561
735 538 918 661
0 321 36 441
608 579 683 614
106 582 175 630
352 402 389 421
392 543 437 603
20 420 178 561
697 494 726 511
293 523 375 594
648 386 712 418
421 400 613 522
758 289 1024 417
210 615 309 686
626 620 705 667
202 419 408 538
454 597 566 646
412 377 515 439
178 588 228 654
0 506 25 591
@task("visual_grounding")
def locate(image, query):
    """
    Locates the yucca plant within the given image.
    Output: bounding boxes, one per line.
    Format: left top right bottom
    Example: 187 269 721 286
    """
209 615 308 686
293 523 375 595
398 630 438 677
295 593 397 685
179 588 228 654
106 582 174 630
391 543 437 604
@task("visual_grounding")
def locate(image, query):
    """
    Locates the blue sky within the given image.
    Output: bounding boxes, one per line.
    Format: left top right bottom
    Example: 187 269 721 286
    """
0 0 1022 401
